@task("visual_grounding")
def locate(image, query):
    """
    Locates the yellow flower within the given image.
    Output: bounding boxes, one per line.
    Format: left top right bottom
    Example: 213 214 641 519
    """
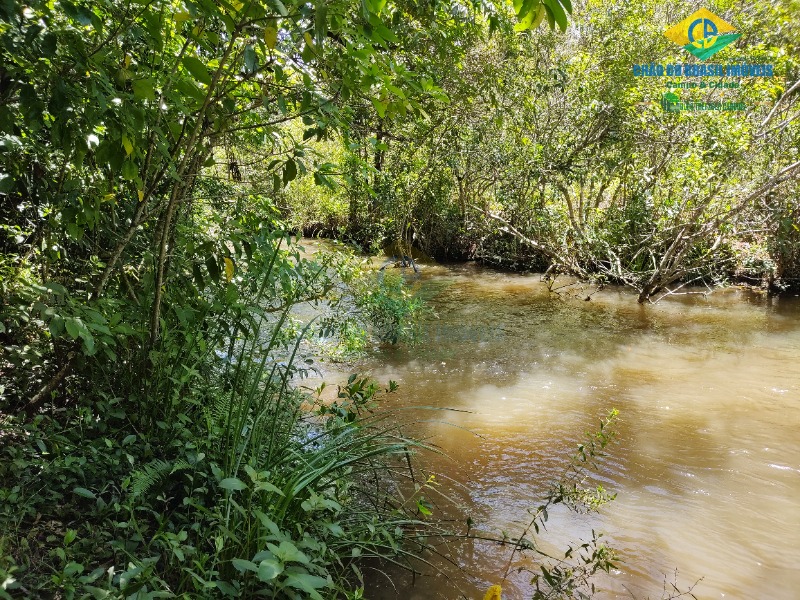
483 585 502 600
224 257 235 282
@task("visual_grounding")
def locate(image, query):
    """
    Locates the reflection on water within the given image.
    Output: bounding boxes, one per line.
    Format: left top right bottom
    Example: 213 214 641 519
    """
305 250 800 599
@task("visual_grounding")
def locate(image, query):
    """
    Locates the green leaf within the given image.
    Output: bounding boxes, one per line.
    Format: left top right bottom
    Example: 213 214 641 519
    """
0 136 22 152
122 135 133 156
416 498 432 515
516 0 535 17
375 23 397 43
74 6 94 25
371 97 387 118
283 573 329 599
253 510 282 537
41 32 57 57
515 0 541 31
267 541 309 564
244 45 258 74
79 328 95 355
65 317 81 339
214 581 237 596
64 561 84 577
254 480 285 495
73 487 96 499
365 0 387 14
192 263 205 288
265 25 278 50
231 558 258 573
543 2 555 29
206 256 220 281
531 4 546 28
175 78 206 104
220 477 247 491
544 0 567 31
83 338 97 355
122 160 138 181
43 282 67 295
315 2 327 47
256 558 283 581
243 464 259 481
267 0 288 16
283 159 297 184
0 173 13 193
131 78 156 100
302 39 314 62
183 56 212 85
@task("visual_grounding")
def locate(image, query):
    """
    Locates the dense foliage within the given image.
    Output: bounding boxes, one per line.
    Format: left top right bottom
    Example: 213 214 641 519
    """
283 0 800 301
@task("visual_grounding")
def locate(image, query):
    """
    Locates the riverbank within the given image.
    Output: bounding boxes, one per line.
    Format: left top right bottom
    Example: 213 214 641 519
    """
295 229 800 299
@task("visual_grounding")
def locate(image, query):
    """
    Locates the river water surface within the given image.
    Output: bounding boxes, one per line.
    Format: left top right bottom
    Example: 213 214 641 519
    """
306 250 800 599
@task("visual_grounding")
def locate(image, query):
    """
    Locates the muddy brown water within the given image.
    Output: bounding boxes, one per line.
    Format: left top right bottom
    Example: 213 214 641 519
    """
302 246 800 599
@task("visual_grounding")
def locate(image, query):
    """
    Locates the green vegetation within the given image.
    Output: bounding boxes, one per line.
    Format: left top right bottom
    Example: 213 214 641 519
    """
1 0 798 596
0 214 435 597
281 0 800 301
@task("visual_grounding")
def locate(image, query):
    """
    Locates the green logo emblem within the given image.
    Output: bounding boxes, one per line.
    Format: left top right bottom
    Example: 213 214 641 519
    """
661 92 680 111
664 8 741 60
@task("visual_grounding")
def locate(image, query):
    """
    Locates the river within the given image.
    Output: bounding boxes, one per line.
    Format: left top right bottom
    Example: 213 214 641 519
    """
305 249 800 599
